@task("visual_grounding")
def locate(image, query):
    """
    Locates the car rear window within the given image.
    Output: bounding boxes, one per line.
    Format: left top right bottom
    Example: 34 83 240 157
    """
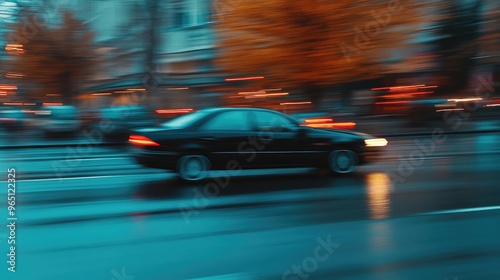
162 111 207 129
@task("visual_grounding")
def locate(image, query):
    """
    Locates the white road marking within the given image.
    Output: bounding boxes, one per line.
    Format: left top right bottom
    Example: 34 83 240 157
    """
9 156 128 162
1 173 169 183
189 273 255 280
0 175 117 182
416 205 500 216
66 157 129 161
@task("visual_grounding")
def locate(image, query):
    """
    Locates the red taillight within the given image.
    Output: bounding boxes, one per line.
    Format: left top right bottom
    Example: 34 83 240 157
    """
129 135 160 146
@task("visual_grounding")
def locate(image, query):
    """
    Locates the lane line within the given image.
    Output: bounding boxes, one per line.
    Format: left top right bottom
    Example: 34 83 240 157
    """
416 205 500 216
65 157 129 162
3 175 117 182
1 169 314 183
189 273 255 280
10 156 128 161
0 173 173 184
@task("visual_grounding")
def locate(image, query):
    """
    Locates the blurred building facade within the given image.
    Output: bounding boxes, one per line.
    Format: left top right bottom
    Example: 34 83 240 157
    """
0 19 10 92
61 0 224 110
0 0 22 104
372 0 499 97
472 0 500 95
2 0 498 109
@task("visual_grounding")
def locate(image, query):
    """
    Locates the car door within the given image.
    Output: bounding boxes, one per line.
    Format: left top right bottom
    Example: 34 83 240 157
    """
249 110 307 167
197 110 253 169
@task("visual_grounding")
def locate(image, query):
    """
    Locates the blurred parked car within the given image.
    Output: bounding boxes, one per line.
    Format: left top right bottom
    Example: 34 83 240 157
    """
41 105 81 135
0 109 26 131
79 109 101 130
100 105 157 140
129 107 387 181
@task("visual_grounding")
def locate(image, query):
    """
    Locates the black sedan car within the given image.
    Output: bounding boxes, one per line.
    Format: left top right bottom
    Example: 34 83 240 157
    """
129 107 388 181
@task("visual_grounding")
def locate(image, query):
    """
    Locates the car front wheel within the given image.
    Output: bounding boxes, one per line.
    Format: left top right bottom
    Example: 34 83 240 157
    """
177 155 211 181
328 150 358 174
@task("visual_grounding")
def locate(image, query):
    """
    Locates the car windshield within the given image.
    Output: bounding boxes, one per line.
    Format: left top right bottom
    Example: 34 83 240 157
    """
161 110 207 129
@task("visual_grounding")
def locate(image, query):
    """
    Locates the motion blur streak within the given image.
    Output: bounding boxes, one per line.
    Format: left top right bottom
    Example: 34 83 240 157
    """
0 0 499 279
366 173 391 220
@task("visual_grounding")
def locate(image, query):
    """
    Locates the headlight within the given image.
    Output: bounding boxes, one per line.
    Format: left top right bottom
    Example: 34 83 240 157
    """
364 138 388 147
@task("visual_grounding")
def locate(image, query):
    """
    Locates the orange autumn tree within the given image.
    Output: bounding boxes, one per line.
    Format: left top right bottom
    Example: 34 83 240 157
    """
7 9 100 104
214 0 438 106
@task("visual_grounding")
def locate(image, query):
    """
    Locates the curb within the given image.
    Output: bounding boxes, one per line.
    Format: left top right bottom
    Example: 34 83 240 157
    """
0 142 126 150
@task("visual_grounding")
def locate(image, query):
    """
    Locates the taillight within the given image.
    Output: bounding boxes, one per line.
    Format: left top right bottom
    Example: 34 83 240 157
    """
303 118 357 130
129 135 160 146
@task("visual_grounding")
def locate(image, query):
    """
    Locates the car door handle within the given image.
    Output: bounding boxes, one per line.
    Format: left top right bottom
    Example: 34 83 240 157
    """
201 136 216 141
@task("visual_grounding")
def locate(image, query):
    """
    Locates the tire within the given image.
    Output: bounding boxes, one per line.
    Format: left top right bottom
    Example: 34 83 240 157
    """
328 150 358 174
177 155 211 182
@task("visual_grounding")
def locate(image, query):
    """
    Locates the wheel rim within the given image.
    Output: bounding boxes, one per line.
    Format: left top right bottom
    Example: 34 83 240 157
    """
329 150 358 173
178 155 210 181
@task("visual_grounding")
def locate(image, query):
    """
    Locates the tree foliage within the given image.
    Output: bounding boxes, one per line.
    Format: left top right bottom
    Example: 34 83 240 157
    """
214 0 434 102
7 9 100 104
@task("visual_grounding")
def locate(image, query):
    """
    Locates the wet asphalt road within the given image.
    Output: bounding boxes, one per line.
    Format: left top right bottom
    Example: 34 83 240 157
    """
1 132 500 280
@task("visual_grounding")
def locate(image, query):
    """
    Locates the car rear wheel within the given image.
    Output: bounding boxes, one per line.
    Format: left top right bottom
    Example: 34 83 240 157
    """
177 155 211 181
328 150 358 174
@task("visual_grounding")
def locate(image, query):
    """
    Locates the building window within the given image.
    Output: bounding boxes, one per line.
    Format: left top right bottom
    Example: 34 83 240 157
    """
129 2 140 24
171 0 211 28
172 0 187 28
195 0 210 25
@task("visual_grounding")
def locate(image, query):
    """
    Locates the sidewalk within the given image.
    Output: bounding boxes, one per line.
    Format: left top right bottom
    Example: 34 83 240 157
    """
0 129 124 149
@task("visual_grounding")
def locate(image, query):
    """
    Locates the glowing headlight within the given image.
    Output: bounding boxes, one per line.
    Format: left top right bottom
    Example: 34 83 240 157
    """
364 138 388 147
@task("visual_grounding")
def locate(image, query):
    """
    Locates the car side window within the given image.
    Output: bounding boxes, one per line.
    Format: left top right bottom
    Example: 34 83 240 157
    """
253 111 296 131
202 111 251 131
